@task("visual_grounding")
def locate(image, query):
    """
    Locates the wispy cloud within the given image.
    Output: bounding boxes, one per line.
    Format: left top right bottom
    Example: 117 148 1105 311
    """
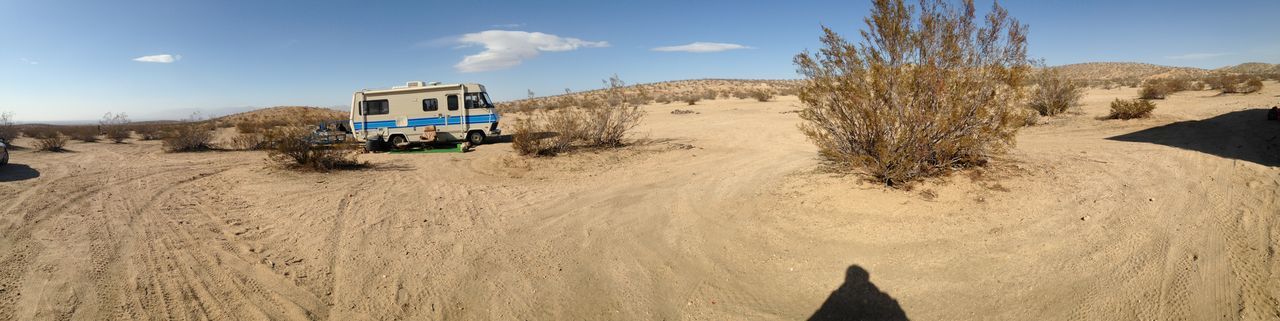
490 23 525 28
19 58 38 65
133 54 180 63
652 42 751 53
454 30 608 73
1165 52 1232 60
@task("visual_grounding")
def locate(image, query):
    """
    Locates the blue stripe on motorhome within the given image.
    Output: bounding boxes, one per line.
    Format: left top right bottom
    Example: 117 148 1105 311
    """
354 115 497 130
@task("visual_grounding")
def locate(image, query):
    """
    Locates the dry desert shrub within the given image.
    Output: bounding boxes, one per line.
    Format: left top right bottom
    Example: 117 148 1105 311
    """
227 133 268 150
0 112 16 144
750 89 775 102
513 75 644 156
1107 99 1156 119
162 122 215 152
27 129 68 151
1027 67 1083 116
66 126 100 143
101 112 131 143
793 0 1030 186
263 126 363 171
581 75 645 147
1204 74 1263 94
1019 108 1040 126
1139 78 1190 99
683 96 700 105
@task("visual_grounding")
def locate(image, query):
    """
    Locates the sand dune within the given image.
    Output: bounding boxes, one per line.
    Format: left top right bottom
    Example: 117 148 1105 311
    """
0 83 1277 320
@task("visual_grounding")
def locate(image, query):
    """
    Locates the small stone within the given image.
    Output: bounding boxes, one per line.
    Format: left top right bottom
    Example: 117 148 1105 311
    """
1148 198 1154 202
1081 216 1090 221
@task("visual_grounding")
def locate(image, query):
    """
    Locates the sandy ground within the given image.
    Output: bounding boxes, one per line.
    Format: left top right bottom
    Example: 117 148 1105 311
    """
1 83 1278 320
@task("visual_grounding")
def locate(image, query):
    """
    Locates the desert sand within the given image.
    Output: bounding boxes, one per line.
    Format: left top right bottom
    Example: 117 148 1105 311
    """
1 83 1278 320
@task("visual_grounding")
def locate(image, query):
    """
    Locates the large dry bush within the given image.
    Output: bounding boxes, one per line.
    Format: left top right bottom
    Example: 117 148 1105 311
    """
0 112 16 144
162 122 214 152
794 0 1030 186
1027 67 1083 116
101 112 131 143
1107 99 1156 119
263 126 363 171
580 75 644 147
513 75 644 156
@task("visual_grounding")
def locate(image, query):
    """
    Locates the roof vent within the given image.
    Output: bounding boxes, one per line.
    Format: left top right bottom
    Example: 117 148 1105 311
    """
405 81 426 87
428 81 442 86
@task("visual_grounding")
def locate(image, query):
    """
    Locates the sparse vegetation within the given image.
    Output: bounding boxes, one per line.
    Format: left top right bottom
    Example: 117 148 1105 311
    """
162 122 214 152
749 89 774 102
65 126 100 143
512 75 644 156
683 96 700 105
1204 74 1264 94
0 112 16 144
28 129 68 152
1028 67 1084 116
1107 99 1156 119
1139 78 1190 99
101 112 132 143
263 126 363 171
793 0 1029 186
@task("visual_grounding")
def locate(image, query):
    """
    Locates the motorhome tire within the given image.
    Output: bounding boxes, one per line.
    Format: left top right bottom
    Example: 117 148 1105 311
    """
366 136 387 152
389 135 407 149
467 131 485 146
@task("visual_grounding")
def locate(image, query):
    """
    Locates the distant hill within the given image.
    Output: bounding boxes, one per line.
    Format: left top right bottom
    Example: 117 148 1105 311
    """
1215 62 1280 74
212 106 346 128
1049 62 1210 81
1049 62 1279 82
499 78 801 113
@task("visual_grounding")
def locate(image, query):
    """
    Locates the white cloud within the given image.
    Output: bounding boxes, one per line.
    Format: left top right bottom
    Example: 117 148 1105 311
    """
1165 52 1232 60
454 30 608 73
133 54 180 63
652 42 751 53
19 58 38 65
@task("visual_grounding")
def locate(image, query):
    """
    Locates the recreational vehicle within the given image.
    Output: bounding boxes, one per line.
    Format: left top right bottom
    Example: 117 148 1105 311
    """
350 81 501 149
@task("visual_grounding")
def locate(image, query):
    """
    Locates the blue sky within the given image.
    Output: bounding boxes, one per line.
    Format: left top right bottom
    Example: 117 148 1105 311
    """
2 0 1278 122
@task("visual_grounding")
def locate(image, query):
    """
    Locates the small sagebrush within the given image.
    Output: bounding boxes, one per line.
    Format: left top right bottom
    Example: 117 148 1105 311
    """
750 89 775 102
1028 67 1083 116
101 112 131 143
264 126 363 171
162 123 214 152
1107 99 1156 119
0 112 16 144
28 130 69 152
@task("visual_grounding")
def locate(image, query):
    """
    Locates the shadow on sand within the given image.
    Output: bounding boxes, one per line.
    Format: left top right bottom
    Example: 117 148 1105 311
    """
0 164 40 182
1106 109 1280 167
808 265 909 321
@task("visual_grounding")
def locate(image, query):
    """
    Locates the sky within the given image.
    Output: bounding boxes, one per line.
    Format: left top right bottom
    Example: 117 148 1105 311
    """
1 0 1278 122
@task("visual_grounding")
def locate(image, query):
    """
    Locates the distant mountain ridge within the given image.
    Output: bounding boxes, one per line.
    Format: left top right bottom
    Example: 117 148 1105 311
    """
1050 62 1279 81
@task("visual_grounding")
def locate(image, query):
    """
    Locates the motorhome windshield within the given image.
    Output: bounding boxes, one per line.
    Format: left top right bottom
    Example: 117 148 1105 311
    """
465 93 495 109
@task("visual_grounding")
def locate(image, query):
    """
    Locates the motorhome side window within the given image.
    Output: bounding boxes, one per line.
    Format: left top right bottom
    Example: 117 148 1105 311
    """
422 98 438 112
447 95 458 111
361 100 389 115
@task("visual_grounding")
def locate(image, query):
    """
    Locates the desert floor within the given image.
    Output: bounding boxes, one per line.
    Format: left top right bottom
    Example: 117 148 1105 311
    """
1 84 1278 320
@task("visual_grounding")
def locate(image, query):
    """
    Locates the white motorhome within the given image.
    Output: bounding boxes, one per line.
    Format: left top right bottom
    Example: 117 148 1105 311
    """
350 81 500 147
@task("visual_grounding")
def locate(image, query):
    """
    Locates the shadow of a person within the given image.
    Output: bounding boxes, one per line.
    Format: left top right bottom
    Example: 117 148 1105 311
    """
808 265 909 321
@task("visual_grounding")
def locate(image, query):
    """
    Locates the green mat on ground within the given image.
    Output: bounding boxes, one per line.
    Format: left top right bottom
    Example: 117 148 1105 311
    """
387 143 466 154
